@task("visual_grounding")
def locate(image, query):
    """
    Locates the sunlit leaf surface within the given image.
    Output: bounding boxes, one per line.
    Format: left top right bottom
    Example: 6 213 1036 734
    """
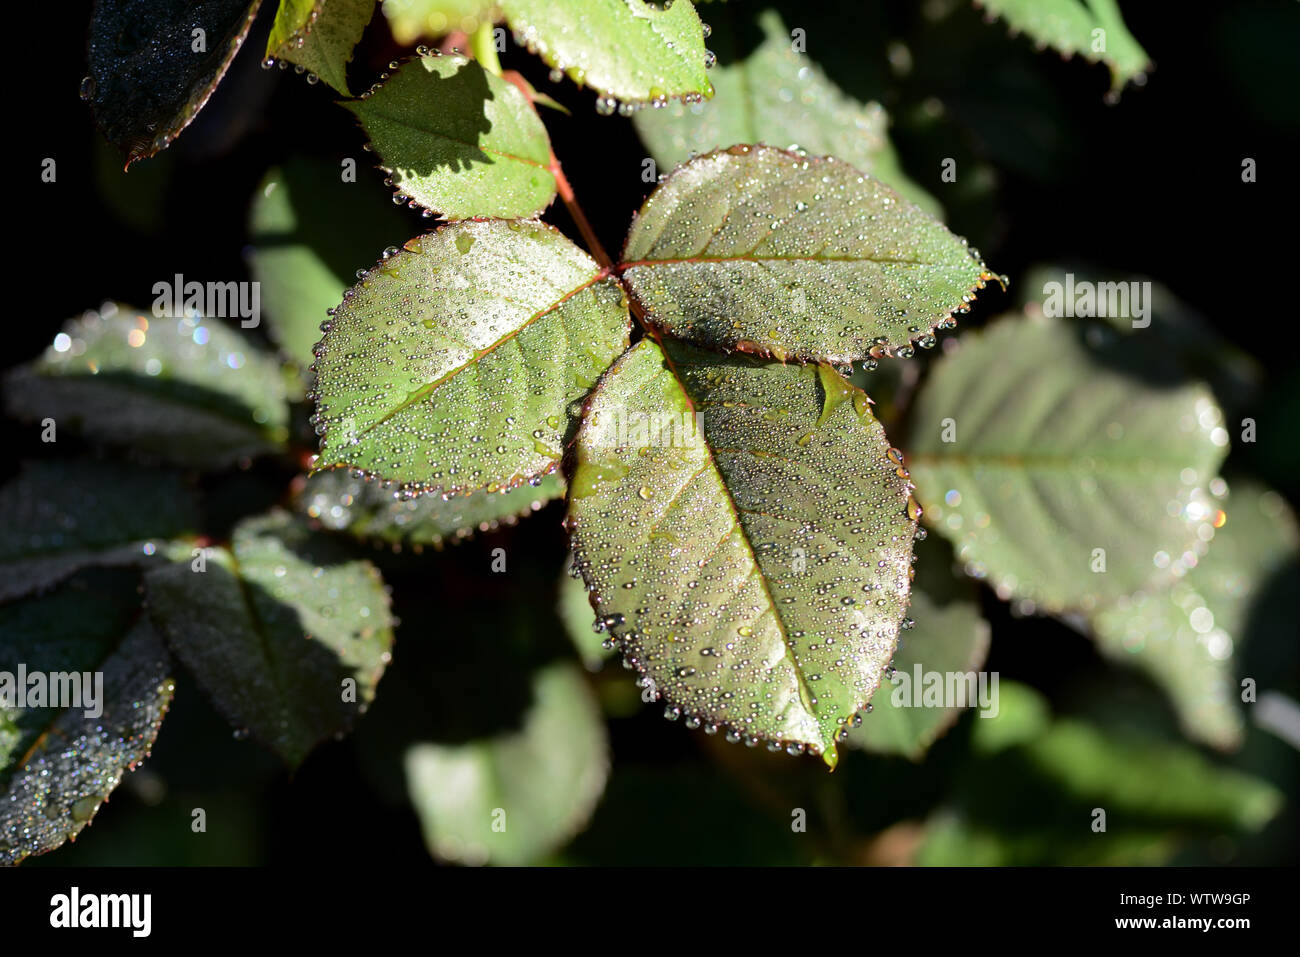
567 339 919 765
499 0 714 105
312 220 630 494
620 146 990 363
346 55 557 219
266 0 376 95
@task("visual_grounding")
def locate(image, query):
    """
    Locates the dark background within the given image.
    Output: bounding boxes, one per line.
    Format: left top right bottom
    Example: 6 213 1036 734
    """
9 0 1299 865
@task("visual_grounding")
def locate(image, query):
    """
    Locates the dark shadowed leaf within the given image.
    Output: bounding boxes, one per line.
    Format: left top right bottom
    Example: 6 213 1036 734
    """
907 313 1229 613
633 10 940 214
405 662 609 865
143 510 394 767
297 468 564 547
1 569 174 865
4 303 292 468
311 220 630 494
1091 480 1299 751
0 461 199 603
87 0 263 166
566 339 919 766
500 0 713 106
266 0 376 95
345 55 557 219
620 146 991 363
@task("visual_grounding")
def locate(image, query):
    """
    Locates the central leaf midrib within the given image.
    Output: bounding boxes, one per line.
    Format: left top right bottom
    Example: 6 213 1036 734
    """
658 355 825 744
228 547 291 718
345 272 607 445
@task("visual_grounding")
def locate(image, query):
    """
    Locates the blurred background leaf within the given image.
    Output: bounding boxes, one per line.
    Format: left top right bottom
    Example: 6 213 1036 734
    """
916 683 1282 865
1091 479 1298 751
247 157 411 370
4 303 292 468
633 9 940 213
405 661 608 865
382 0 496 46
907 312 1229 614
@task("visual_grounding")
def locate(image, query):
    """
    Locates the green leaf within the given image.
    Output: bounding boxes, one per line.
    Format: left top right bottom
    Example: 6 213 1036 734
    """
0 461 199 603
499 0 714 106
247 158 410 368
970 680 1050 756
918 683 1282 866
1019 264 1261 413
619 145 991 364
566 339 920 766
976 0 1151 95
633 10 940 215
1091 480 1299 751
298 468 564 547
311 220 631 494
1 569 174 865
4 303 292 468
266 0 376 95
907 313 1229 613
382 0 496 45
405 661 609 865
558 555 613 671
345 55 558 219
87 0 263 166
143 511 394 767
846 538 991 760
